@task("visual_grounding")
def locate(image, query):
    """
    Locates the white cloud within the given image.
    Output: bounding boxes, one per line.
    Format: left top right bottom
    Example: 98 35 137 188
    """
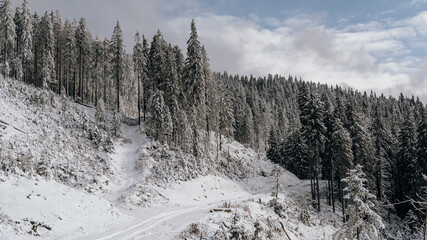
160 10 427 101
12 0 427 101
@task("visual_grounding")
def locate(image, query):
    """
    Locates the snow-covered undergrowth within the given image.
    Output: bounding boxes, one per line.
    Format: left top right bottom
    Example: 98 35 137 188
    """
138 134 273 183
0 77 122 238
118 132 275 207
0 77 113 192
177 178 340 240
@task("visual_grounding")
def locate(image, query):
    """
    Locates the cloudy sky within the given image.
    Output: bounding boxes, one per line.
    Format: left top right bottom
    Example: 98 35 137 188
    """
12 0 427 101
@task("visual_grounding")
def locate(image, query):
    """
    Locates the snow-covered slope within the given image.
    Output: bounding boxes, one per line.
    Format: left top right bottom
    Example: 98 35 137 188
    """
1 77 342 239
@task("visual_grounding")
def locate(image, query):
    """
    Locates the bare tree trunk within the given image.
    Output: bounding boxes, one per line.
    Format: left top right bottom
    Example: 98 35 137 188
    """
328 179 331 206
424 208 426 240
310 165 315 200
316 171 320 212
331 174 335 213
315 150 320 212
137 75 141 125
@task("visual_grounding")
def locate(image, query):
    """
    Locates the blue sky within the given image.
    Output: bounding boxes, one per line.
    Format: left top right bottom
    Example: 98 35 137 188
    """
12 0 427 100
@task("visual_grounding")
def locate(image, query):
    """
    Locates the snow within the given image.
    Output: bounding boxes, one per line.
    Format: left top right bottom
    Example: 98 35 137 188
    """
0 77 344 239
0 175 123 239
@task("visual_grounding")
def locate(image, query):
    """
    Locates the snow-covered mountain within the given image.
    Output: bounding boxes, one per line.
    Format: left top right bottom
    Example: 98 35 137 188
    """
0 76 348 239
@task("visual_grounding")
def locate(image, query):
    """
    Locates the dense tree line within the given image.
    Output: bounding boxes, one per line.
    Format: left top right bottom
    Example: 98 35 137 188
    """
262 77 427 224
1 0 425 231
0 0 133 113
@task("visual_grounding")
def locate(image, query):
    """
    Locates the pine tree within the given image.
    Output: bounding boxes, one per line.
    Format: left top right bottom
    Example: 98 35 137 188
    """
176 110 192 152
397 102 418 217
40 12 55 90
148 30 166 96
102 37 110 106
283 130 310 179
346 96 376 192
234 100 254 146
52 11 63 94
109 21 125 112
112 111 123 137
95 99 107 131
163 45 181 145
132 31 144 125
0 0 16 76
163 44 179 111
202 45 216 137
267 128 280 164
333 164 384 240
63 19 75 97
217 82 234 151
188 105 199 157
417 101 427 190
372 97 393 201
173 44 185 106
92 38 103 105
32 12 41 87
183 19 206 130
75 18 90 102
332 117 354 218
298 84 326 212
13 6 23 80
322 92 341 210
19 0 33 83
148 90 166 142
141 35 149 121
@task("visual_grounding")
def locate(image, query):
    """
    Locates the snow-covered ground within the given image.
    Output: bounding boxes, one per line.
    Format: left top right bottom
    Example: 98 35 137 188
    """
0 77 342 239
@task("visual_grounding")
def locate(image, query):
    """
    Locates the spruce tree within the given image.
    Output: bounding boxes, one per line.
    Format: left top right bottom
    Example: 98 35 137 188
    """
266 128 280 164
283 130 310 179
102 37 110 106
52 11 63 94
163 44 180 145
20 0 33 83
40 12 55 90
332 117 354 218
148 90 166 142
334 164 384 240
13 6 23 80
417 101 427 189
63 19 75 97
132 31 144 125
95 99 107 131
148 30 166 95
372 98 393 201
109 21 125 112
298 87 326 212
92 38 103 106
75 18 90 102
141 35 149 121
0 0 16 76
397 102 418 216
112 111 123 138
176 110 192 152
346 96 376 192
183 19 206 130
217 84 234 151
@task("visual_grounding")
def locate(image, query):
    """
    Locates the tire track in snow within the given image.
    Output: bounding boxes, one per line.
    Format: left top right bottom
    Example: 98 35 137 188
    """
96 205 210 240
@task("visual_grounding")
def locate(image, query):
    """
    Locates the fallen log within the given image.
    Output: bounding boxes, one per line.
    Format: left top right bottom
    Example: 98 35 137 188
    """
210 208 232 213
279 221 291 240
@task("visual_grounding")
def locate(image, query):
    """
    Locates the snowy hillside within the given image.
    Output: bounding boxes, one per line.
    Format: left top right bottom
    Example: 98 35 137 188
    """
0 76 347 239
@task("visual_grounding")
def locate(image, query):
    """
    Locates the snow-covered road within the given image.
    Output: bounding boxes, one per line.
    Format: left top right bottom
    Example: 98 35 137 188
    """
81 125 243 240
87 204 213 240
